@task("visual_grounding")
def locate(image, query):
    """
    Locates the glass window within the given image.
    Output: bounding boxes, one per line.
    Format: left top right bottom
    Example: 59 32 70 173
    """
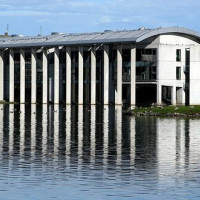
176 67 181 80
176 49 181 61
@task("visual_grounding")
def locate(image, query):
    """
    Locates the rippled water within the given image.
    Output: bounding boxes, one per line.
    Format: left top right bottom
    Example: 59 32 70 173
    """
0 104 200 200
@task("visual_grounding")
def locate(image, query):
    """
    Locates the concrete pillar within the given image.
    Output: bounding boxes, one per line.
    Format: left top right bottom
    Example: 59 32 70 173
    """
9 49 14 103
66 47 71 104
91 47 96 105
31 49 37 104
131 45 136 109
42 49 48 104
54 48 59 104
157 84 162 105
156 47 162 105
104 45 109 105
181 87 186 105
0 51 4 101
115 45 122 105
20 49 25 103
171 85 176 106
78 46 83 104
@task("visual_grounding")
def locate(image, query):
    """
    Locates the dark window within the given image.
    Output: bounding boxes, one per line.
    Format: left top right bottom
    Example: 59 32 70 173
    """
176 49 181 61
176 67 181 80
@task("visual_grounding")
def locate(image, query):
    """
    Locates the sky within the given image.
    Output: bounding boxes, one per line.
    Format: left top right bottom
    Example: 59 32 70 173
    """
0 0 200 36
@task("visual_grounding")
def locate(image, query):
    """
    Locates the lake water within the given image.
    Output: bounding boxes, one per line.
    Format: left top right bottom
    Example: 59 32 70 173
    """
0 104 200 200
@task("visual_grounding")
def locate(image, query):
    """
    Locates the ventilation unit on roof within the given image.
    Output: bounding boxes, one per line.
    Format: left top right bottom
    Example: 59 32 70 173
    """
138 27 145 30
51 32 65 35
11 34 24 37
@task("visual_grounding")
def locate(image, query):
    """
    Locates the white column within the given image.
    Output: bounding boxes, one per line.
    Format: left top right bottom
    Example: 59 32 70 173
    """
115 45 122 105
91 47 96 105
157 47 162 105
0 51 4 101
104 45 109 105
171 85 176 106
54 48 59 104
42 49 48 104
9 49 14 103
131 45 136 109
20 49 25 103
31 49 37 104
66 47 71 104
78 46 83 104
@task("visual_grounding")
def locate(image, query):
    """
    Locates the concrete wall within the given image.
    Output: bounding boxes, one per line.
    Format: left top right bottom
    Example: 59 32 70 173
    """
190 45 200 105
157 35 200 105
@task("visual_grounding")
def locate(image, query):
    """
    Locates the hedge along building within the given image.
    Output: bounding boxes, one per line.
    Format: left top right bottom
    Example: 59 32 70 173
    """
0 27 200 107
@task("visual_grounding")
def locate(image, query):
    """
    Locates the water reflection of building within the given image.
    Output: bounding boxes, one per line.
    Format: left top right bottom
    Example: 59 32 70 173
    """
0 104 200 180
1 27 200 107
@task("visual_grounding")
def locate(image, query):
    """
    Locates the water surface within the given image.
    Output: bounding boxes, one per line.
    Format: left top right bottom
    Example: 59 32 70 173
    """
0 104 200 200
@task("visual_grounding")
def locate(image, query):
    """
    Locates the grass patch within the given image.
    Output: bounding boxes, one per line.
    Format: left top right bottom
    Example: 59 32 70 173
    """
131 106 200 116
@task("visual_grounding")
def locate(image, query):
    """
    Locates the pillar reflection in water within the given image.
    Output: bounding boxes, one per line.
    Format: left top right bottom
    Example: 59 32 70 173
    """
90 105 96 165
78 105 83 167
66 105 71 158
42 104 48 159
130 116 136 167
54 104 59 157
115 106 122 168
8 105 14 158
31 104 36 160
103 105 109 167
20 104 25 157
0 104 3 155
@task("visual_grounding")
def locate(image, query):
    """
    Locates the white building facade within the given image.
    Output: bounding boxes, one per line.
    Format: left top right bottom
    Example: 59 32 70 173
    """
0 27 200 107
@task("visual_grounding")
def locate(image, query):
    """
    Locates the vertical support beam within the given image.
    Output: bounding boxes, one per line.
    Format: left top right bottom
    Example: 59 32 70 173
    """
20 49 25 103
131 45 136 109
66 47 71 104
0 51 4 101
42 49 48 104
104 45 109 105
156 47 162 105
115 45 122 105
31 49 37 104
91 47 96 105
54 47 59 104
78 46 83 105
9 49 14 103
171 85 176 106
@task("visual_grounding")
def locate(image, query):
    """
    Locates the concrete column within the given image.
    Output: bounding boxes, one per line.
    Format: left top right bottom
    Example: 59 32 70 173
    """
20 49 25 103
31 49 37 104
54 48 59 104
42 49 48 104
0 51 4 101
78 46 83 105
9 49 14 103
156 47 162 105
157 84 162 105
181 87 185 105
66 47 71 104
131 45 136 109
171 85 176 106
91 47 96 105
115 45 122 105
104 45 109 105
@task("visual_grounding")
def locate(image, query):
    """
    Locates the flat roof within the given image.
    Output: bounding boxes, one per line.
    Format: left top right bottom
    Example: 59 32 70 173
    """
0 27 200 49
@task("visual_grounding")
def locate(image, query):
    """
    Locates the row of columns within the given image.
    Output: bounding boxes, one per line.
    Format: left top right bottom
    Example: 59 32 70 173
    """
0 45 136 107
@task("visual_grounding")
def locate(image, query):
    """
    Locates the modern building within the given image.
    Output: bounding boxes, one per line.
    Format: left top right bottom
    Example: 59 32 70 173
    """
0 27 200 107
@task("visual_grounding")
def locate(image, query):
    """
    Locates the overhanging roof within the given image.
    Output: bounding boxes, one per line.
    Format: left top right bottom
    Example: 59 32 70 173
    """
0 27 200 49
